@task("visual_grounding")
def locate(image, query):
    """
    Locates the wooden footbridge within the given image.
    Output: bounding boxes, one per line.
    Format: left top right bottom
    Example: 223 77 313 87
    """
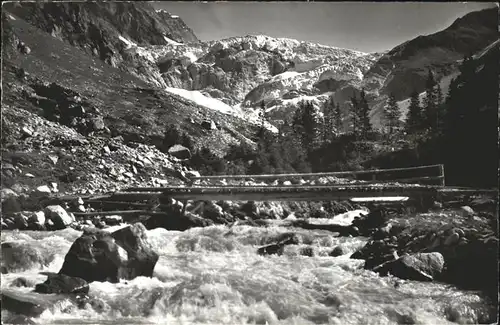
58 164 497 218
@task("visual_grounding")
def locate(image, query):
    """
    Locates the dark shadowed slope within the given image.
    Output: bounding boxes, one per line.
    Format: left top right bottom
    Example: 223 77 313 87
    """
365 7 498 101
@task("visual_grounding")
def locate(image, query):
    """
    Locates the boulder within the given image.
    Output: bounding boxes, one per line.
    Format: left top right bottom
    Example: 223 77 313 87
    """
459 206 475 217
329 246 346 257
185 170 201 179
104 215 122 226
203 201 224 222
2 196 22 214
1 188 18 202
36 185 52 194
444 232 460 246
168 144 191 160
201 119 217 130
2 188 21 213
21 126 34 137
27 211 46 228
35 273 89 295
469 197 496 211
11 212 29 229
374 252 445 281
58 223 159 283
90 116 105 131
1 290 63 317
240 201 259 217
352 207 390 235
44 205 74 229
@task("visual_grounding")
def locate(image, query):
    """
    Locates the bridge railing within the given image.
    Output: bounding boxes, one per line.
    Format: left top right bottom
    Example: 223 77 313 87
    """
189 164 446 187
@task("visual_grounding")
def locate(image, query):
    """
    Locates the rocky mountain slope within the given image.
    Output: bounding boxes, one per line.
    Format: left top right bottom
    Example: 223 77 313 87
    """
1 5 273 197
4 3 496 133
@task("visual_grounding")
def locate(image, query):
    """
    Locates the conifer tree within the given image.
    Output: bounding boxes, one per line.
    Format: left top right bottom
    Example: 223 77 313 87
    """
423 70 437 130
435 83 445 133
349 96 359 135
385 93 401 135
334 102 342 134
256 101 267 140
292 100 319 150
322 97 336 143
358 89 372 137
405 90 423 133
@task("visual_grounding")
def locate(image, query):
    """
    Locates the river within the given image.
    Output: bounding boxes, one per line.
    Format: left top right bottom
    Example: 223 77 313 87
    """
1 218 494 325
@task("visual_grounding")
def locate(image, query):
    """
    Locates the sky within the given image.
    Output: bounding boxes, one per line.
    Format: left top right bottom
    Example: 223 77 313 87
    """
152 2 497 53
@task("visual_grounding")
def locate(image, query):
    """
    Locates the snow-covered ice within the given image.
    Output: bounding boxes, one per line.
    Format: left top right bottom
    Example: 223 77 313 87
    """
118 35 137 49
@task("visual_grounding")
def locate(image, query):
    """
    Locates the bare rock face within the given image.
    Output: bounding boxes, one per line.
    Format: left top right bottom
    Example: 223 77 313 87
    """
58 223 159 283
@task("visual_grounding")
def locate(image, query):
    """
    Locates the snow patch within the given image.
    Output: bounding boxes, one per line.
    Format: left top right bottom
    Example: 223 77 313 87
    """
182 52 197 63
163 35 182 46
165 87 236 115
165 87 277 133
270 71 301 81
118 35 137 49
171 15 179 18
8 14 16 20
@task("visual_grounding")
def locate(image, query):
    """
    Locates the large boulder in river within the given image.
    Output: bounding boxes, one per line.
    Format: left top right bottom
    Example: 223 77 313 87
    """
352 207 390 236
1 289 66 317
374 252 444 281
43 205 74 229
35 273 89 295
168 144 191 160
58 223 158 283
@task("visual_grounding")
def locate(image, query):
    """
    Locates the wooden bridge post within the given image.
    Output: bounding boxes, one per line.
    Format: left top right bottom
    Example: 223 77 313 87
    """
439 164 445 187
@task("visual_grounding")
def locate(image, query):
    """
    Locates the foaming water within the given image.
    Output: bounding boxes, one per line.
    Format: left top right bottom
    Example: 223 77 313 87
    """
1 224 495 325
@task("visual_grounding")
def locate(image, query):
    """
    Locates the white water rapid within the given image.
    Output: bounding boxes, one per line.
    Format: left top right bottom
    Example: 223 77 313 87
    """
1 223 493 325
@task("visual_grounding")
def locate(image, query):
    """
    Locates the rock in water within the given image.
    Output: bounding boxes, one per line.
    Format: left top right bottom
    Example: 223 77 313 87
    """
257 233 300 256
35 273 89 295
374 252 444 281
58 223 159 283
168 144 191 160
44 205 74 229
1 289 65 317
329 246 346 257
111 223 159 280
